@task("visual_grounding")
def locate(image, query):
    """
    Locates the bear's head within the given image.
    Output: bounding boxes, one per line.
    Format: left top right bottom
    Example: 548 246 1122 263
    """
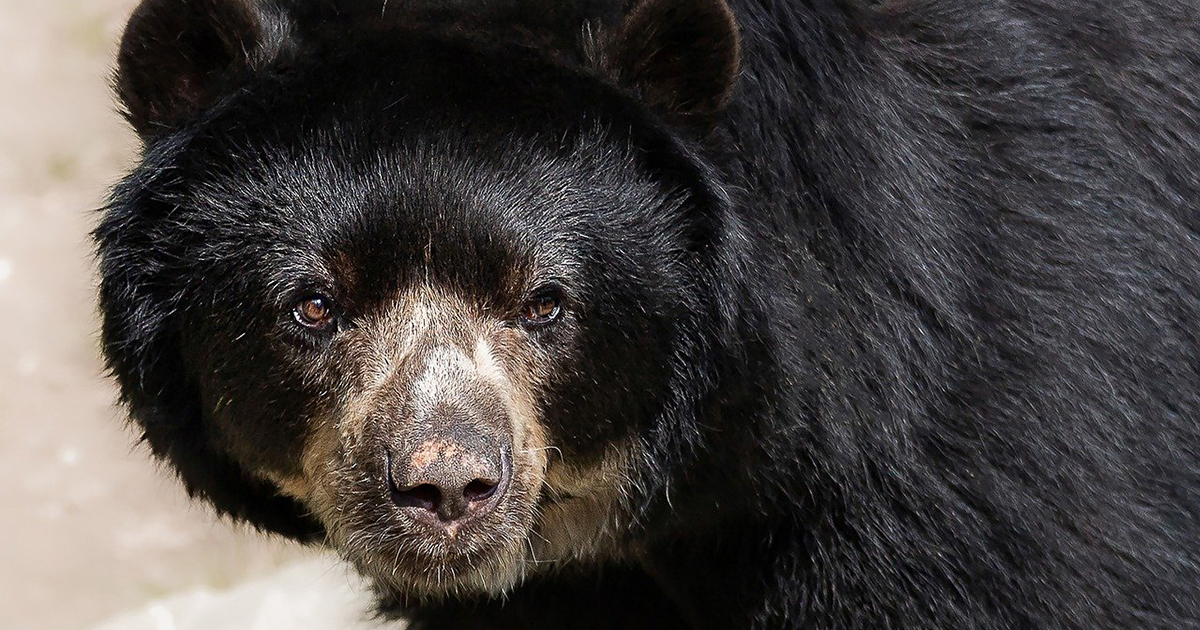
99 0 744 599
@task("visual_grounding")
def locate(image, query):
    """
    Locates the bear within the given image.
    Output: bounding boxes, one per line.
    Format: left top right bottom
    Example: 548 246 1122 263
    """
96 0 1200 628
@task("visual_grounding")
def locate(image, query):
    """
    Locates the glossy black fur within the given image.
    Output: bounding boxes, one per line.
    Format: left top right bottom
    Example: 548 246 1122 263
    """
98 0 1200 628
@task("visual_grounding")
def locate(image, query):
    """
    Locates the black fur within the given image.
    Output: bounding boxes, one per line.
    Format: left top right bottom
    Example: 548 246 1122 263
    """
98 0 1200 628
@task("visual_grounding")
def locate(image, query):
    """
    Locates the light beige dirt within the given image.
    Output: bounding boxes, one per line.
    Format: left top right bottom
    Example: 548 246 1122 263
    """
0 1 353 628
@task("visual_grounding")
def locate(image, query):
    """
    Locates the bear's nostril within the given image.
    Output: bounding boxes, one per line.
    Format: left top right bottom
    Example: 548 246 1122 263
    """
463 478 498 503
391 483 442 514
386 441 512 525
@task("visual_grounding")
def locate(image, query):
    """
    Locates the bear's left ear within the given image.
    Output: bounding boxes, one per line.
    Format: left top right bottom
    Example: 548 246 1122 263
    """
116 0 293 138
589 0 741 128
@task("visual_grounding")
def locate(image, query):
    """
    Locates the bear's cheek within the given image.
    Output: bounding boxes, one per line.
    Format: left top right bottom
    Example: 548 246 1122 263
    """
532 439 640 563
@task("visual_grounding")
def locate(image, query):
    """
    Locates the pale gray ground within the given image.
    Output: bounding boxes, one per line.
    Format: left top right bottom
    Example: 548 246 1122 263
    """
90 558 378 630
0 1 377 628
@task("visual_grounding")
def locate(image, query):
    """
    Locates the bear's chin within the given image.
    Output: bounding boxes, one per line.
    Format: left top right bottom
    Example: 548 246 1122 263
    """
350 534 532 600
322 495 539 600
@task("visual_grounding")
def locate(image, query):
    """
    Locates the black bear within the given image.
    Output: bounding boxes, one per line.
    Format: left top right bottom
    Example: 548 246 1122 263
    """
97 0 1200 627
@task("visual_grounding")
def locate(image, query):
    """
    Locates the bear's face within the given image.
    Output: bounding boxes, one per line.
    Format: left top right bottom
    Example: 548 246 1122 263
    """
175 120 692 595
100 0 740 600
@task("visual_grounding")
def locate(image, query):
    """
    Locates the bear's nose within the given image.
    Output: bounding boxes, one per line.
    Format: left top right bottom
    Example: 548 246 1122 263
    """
387 427 510 525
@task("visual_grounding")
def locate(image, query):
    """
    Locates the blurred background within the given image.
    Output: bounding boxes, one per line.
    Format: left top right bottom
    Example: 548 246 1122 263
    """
0 1 375 627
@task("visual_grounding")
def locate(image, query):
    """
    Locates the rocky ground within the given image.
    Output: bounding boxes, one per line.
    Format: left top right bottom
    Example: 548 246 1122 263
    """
0 1 377 627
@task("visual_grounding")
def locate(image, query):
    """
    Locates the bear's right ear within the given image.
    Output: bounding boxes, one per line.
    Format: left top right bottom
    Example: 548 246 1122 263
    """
588 0 741 129
116 0 292 137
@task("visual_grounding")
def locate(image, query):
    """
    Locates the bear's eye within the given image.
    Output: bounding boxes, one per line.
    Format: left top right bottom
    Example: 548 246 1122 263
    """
293 296 336 331
520 289 563 328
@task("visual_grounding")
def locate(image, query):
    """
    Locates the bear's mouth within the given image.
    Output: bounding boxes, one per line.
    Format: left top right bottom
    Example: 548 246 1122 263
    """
322 448 538 598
